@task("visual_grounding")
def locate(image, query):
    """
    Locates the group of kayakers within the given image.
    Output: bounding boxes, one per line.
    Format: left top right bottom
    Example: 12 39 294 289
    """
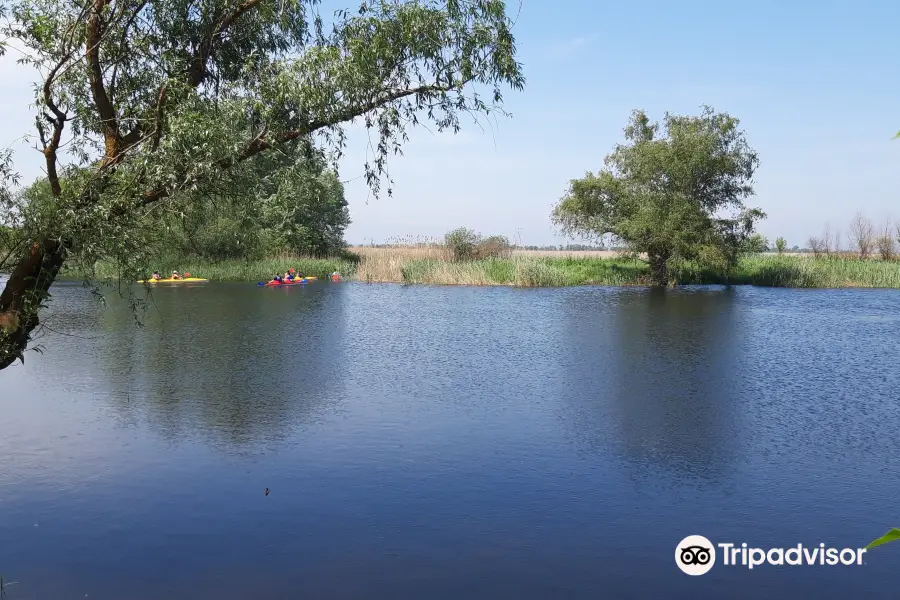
269 269 342 283
151 270 190 280
271 268 304 283
146 267 341 283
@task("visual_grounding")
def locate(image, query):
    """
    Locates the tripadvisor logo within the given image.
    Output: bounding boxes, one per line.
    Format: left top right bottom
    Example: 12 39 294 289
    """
676 535 716 575
675 535 867 575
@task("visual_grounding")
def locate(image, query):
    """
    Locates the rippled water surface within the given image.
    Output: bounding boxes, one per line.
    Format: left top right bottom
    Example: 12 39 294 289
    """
3 282 900 599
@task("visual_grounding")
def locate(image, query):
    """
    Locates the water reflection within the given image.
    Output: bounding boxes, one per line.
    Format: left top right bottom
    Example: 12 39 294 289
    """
97 283 348 450
7 282 900 599
559 286 741 483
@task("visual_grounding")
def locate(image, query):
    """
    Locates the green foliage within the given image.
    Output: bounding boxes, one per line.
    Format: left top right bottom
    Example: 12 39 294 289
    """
743 233 769 253
551 106 765 286
477 235 512 259
0 0 524 368
444 227 511 261
775 236 787 254
512 260 579 287
86 255 353 281
867 528 900 550
444 227 479 261
0 149 23 272
258 154 350 257
147 150 350 261
393 254 900 289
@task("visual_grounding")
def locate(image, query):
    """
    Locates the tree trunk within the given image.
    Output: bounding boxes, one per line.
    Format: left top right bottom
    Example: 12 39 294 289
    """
648 252 670 287
0 238 67 369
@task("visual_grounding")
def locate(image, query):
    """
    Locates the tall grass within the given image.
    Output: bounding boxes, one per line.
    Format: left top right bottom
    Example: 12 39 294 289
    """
388 256 648 287
698 255 900 288
67 246 900 289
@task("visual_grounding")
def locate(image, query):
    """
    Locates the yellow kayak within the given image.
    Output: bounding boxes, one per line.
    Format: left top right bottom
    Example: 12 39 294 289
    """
137 277 209 283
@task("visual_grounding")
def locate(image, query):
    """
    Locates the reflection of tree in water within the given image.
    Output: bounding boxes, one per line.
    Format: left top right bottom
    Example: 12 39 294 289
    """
559 286 742 483
98 284 348 450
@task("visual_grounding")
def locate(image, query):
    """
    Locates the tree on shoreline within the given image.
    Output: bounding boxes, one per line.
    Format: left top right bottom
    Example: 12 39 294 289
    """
0 0 524 369
551 107 764 286
154 147 351 259
17 147 351 261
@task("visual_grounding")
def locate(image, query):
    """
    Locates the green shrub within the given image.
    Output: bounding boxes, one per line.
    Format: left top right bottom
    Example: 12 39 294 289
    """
476 235 512 259
445 228 512 261
743 233 770 254
444 227 480 261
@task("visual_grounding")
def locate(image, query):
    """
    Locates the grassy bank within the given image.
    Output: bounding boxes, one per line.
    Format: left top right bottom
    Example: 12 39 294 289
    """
354 247 900 288
65 248 900 289
684 254 900 288
74 255 358 282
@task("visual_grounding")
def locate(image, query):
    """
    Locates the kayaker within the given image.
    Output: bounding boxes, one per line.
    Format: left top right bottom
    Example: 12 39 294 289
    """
151 271 161 281
171 270 181 280
271 274 282 283
283 272 292 281
331 271 341 282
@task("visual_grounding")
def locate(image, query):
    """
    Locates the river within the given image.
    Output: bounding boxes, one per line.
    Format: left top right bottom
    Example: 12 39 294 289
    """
2 281 900 598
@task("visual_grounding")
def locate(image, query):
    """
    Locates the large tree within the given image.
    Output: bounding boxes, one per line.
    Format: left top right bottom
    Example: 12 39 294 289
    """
552 107 764 286
155 147 351 259
0 0 524 369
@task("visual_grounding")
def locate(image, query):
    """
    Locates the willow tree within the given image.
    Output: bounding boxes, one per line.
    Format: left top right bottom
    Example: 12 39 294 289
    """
552 107 763 286
0 0 524 369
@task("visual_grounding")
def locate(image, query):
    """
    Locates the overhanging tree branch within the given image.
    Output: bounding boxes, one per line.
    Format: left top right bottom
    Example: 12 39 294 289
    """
137 79 469 207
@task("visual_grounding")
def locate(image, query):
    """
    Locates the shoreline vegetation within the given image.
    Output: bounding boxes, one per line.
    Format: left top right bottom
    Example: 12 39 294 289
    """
69 245 900 289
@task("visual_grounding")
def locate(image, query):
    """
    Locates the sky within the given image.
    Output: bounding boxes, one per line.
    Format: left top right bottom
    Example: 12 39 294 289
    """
1 0 898 247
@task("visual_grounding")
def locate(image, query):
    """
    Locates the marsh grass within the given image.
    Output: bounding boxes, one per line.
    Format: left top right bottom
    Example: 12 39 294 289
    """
66 246 900 289
391 256 648 287
676 255 900 288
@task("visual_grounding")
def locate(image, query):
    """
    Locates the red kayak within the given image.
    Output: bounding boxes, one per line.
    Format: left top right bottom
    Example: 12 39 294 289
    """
259 277 312 287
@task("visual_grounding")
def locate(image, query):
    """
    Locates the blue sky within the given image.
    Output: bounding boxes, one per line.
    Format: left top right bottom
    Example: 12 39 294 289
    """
1 0 898 246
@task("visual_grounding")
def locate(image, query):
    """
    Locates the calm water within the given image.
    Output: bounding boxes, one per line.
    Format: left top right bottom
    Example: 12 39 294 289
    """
2 281 900 598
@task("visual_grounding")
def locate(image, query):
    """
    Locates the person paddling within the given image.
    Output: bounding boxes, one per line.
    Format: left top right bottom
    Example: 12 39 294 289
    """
151 271 161 281
171 270 181 280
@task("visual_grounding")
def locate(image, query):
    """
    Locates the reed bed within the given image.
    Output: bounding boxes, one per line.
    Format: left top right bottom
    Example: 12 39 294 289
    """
75 246 900 289
688 255 900 288
352 244 450 282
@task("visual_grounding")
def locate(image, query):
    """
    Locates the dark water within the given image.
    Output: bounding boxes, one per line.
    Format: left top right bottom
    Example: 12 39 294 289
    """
3 281 900 598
